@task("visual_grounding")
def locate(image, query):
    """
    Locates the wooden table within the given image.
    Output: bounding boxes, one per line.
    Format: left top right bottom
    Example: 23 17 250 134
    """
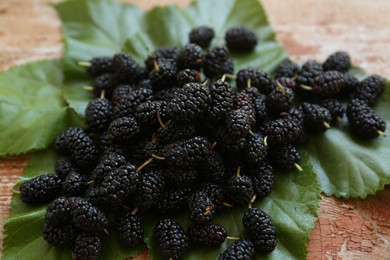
1 0 390 259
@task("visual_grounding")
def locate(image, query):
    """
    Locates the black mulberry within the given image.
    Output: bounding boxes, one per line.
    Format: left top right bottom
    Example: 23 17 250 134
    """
117 209 144 247
189 26 215 48
225 27 258 52
153 219 189 259
242 208 277 253
204 46 234 79
353 75 385 106
218 239 255 260
323 51 351 72
73 232 101 260
19 174 62 204
187 223 227 246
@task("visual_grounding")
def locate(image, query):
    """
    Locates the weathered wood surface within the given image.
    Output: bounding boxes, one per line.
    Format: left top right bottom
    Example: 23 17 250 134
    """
1 0 390 259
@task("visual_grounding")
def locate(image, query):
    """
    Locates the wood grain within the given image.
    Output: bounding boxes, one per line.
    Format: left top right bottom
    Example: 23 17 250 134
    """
1 0 390 259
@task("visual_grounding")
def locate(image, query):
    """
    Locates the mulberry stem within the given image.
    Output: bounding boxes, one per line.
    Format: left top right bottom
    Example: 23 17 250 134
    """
221 73 236 82
323 122 331 129
300 84 313 91
263 136 268 147
210 141 217 151
294 162 303 172
153 60 160 72
131 207 139 215
78 61 91 67
151 154 166 161
136 158 155 173
377 130 386 137
276 81 286 96
222 202 233 208
100 89 105 99
83 86 94 91
156 111 166 128
247 78 251 89
236 166 241 177
227 236 240 240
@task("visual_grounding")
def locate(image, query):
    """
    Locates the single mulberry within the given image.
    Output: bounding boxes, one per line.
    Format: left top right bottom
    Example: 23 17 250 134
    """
275 59 300 79
189 26 215 48
353 75 385 106
68 197 108 233
43 223 76 248
177 43 204 70
73 232 101 260
204 46 234 79
242 208 277 253
19 174 62 204
45 197 72 226
218 239 255 260
302 103 332 133
187 223 227 246
225 172 254 207
177 69 201 87
269 144 302 171
236 67 273 94
117 209 144 246
225 27 258 52
323 51 351 72
85 98 112 133
153 219 189 259
346 99 386 139
166 82 210 122
188 191 216 224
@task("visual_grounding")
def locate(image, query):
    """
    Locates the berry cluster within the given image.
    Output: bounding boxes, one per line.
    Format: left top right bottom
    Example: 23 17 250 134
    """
18 24 387 260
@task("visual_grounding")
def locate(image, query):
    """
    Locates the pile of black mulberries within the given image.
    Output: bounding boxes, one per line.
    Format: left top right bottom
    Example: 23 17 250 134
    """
18 24 387 260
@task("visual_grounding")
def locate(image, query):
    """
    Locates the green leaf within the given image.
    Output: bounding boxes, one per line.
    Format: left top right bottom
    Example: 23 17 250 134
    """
57 0 287 115
55 0 144 79
3 149 146 260
145 151 320 259
62 79 95 118
0 60 81 157
306 82 390 198
2 207 72 260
